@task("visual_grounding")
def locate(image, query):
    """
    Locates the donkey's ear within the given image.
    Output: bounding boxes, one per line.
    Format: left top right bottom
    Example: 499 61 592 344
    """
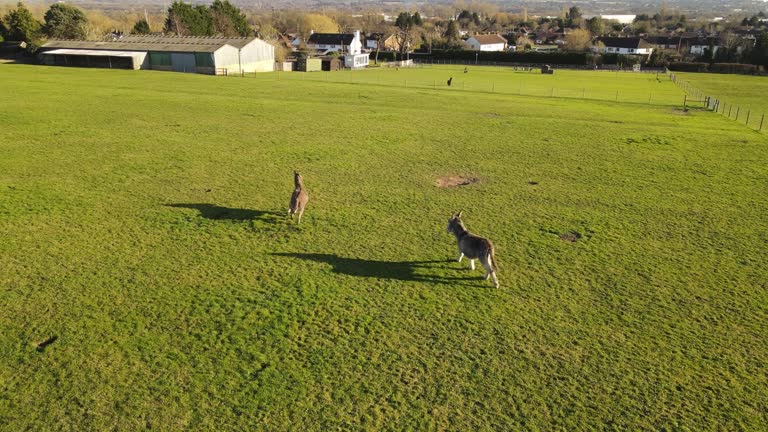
457 210 463 218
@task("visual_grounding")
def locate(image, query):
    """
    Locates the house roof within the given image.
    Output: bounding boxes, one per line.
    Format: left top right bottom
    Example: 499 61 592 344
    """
599 37 651 49
43 36 259 53
468 34 508 45
307 33 355 45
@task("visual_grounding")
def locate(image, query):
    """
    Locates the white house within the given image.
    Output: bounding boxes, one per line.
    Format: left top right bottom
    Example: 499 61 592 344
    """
465 34 508 51
301 30 363 55
598 37 654 56
689 37 722 55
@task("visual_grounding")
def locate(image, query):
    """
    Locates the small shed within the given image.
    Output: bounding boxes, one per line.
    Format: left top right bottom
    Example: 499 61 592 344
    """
296 57 322 72
0 41 27 58
321 57 341 71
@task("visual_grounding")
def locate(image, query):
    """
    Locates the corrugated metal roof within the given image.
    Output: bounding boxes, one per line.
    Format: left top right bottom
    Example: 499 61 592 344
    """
43 36 259 53
43 48 146 58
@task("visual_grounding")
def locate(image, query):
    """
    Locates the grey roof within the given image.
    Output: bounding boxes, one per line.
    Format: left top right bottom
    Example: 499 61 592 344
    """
307 33 355 45
42 35 259 53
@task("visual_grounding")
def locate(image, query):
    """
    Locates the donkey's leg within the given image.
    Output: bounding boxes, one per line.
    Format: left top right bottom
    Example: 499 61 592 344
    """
491 271 499 288
482 256 492 280
297 209 303 224
457 252 464 262
470 259 475 270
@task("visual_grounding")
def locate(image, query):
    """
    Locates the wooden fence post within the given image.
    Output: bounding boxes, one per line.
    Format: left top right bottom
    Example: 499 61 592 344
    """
746 110 750 126
760 114 765 131
736 106 740 120
729 105 732 118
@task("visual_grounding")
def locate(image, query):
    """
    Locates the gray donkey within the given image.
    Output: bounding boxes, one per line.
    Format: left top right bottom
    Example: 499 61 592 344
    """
446 211 499 287
288 171 309 223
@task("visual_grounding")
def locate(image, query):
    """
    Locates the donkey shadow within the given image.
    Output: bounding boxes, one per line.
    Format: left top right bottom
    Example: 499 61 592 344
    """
167 203 281 223
272 253 482 286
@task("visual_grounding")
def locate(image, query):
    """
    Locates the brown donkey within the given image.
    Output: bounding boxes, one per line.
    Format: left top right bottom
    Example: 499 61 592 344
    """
446 211 499 287
288 171 309 223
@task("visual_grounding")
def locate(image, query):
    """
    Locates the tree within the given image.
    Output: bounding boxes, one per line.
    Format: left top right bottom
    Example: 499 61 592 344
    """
394 12 423 54
296 14 337 39
164 1 213 36
566 6 582 27
3 2 42 42
210 0 249 37
44 3 88 40
586 16 603 35
445 19 460 42
564 28 592 52
751 31 768 66
132 18 151 35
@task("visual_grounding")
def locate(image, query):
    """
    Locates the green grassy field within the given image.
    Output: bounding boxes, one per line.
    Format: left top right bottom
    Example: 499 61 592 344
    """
678 72 768 113
677 72 768 129
269 65 684 106
1 64 766 431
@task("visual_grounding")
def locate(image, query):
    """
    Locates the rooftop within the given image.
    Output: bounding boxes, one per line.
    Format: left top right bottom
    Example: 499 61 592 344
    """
43 35 260 53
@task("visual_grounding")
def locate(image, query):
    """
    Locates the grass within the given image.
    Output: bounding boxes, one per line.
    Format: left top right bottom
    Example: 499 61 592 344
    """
1 64 766 431
677 72 768 129
268 65 683 106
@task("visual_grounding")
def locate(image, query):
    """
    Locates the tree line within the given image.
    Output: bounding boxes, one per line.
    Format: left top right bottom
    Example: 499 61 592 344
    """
0 0 251 54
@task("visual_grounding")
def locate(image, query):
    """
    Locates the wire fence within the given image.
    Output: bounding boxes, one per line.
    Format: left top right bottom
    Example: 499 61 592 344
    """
669 73 766 132
228 68 688 107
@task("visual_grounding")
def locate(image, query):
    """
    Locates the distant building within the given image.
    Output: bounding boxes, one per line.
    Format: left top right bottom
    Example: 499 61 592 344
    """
689 37 722 56
600 15 637 24
598 37 654 56
297 30 363 55
364 33 400 51
40 35 274 74
294 30 368 69
465 34 508 51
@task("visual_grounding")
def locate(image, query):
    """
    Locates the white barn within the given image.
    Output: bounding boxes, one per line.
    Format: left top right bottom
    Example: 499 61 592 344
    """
40 35 274 74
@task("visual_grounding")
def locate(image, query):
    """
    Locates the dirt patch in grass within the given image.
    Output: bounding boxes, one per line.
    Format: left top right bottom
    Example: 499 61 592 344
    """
528 181 539 185
435 176 479 188
560 231 582 242
35 335 58 352
671 108 690 115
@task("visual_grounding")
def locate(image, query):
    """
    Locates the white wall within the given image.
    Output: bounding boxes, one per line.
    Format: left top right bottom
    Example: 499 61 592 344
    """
466 38 506 52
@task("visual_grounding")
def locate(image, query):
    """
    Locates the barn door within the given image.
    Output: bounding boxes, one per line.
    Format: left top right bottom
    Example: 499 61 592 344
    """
170 53 196 73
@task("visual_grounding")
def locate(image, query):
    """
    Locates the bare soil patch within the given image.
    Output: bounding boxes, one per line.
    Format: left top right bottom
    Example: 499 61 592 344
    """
435 176 479 188
560 231 582 242
528 181 539 185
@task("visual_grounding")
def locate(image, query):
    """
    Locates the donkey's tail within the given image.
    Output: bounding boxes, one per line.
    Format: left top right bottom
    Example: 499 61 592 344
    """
488 242 498 272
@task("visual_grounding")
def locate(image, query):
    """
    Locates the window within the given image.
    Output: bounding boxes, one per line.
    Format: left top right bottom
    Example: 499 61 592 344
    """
195 52 214 67
149 52 171 66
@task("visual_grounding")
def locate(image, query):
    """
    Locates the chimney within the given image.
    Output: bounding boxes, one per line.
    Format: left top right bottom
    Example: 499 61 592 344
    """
354 30 360 41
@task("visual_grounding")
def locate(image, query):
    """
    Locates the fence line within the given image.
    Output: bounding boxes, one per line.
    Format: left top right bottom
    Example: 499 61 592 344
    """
412 59 667 73
669 73 766 133
231 68 687 108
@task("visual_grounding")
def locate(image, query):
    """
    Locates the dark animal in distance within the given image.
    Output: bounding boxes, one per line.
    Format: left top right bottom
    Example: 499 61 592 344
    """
464 67 468 73
288 171 309 223
447 77 453 86
446 211 499 287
